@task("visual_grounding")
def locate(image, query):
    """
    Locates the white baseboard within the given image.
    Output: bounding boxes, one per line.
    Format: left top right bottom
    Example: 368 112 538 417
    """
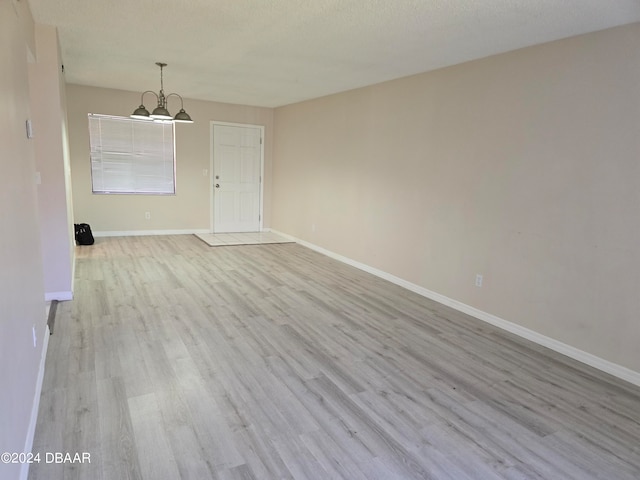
20 324 50 480
270 230 640 388
44 291 73 301
93 229 210 238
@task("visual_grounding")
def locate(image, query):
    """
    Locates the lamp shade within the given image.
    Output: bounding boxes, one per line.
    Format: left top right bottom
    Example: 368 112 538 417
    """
173 109 193 123
131 104 151 119
151 105 172 120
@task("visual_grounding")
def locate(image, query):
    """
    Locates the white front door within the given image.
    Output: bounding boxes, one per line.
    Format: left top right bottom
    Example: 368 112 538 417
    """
212 123 263 233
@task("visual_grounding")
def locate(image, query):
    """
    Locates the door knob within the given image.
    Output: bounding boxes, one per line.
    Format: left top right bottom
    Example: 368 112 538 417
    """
215 184 220 188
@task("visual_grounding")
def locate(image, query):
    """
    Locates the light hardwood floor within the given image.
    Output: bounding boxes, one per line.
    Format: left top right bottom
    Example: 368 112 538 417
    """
29 235 640 479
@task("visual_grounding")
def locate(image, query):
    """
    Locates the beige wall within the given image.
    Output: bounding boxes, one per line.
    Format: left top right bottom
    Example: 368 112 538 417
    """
67 85 274 233
29 24 75 300
0 1 48 477
272 23 640 374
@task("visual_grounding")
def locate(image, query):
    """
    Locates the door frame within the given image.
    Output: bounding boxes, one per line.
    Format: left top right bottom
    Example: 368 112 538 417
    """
209 121 265 233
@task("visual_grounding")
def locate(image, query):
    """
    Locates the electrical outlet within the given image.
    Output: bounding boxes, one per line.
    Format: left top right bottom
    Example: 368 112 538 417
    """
145 212 151 220
475 274 483 287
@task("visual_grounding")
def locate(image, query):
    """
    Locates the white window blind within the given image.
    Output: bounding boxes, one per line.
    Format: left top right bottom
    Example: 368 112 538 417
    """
88 114 176 194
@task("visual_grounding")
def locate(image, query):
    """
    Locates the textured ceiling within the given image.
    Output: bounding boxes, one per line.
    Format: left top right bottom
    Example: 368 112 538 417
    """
28 0 640 108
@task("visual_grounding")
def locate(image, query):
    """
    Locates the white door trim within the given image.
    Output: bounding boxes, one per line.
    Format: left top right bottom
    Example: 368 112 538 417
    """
209 121 265 233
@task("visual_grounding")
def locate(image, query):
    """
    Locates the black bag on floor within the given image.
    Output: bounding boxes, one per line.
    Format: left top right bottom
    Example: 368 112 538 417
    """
74 223 95 245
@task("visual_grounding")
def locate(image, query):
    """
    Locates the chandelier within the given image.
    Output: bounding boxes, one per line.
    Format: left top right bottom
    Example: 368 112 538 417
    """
131 62 193 123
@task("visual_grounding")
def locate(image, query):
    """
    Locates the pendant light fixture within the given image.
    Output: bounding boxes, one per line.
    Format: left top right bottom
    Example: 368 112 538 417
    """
131 62 193 123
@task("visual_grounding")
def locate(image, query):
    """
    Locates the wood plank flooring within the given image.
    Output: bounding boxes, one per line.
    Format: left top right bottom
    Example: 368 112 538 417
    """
29 235 640 479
